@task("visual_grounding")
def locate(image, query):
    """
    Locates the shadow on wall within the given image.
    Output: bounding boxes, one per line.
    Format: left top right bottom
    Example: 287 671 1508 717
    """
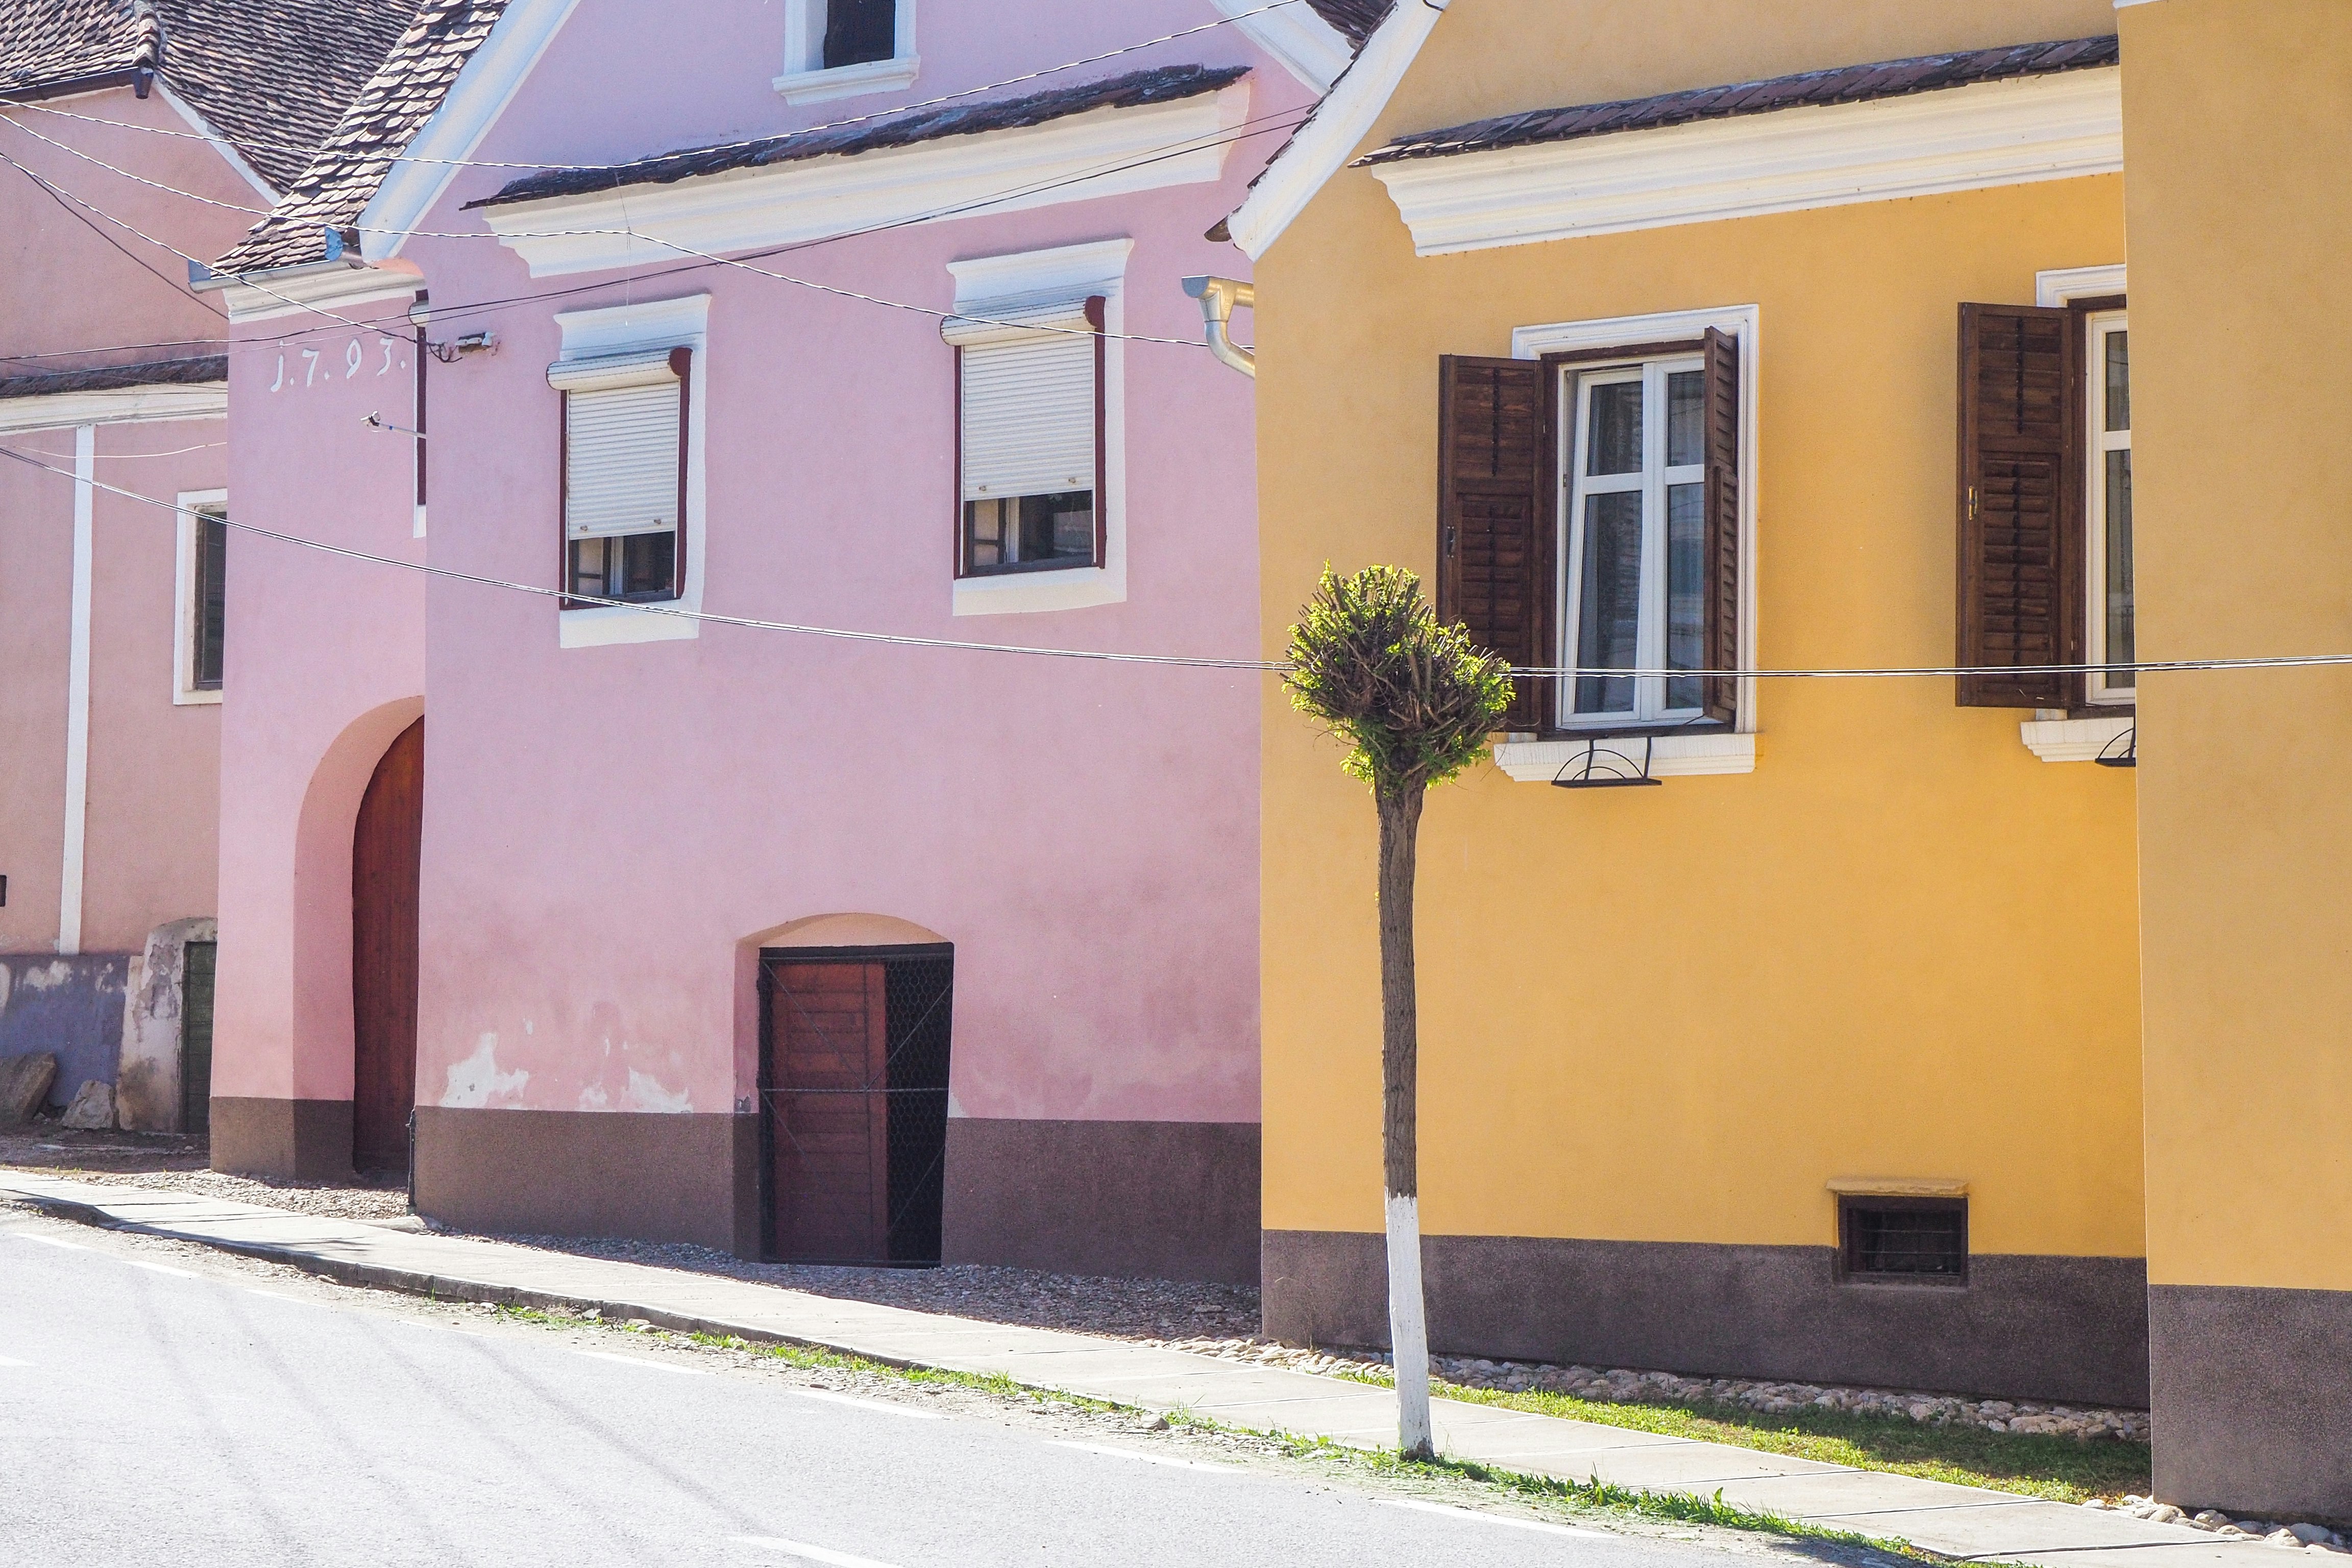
0 954 131 1110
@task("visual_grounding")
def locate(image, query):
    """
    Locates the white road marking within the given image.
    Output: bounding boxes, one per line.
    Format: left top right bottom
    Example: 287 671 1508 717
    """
126 1260 199 1278
787 1388 944 1420
574 1350 709 1376
8 1232 88 1250
1376 1499 1610 1538
734 1537 901 1567
0 1355 30 1367
246 1290 321 1305
1047 1440 1239 1473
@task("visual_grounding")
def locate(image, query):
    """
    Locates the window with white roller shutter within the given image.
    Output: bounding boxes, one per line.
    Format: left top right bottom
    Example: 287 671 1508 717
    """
942 295 1103 575
550 346 691 605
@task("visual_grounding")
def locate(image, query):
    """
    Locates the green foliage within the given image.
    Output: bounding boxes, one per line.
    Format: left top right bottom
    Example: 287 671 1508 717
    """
1284 565 1515 798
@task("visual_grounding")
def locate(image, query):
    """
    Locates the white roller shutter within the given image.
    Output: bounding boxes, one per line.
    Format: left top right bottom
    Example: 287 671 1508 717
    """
550 350 685 540
942 297 1098 503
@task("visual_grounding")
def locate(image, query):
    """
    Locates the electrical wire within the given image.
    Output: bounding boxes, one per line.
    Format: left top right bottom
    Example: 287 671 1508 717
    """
4 439 2344 687
3 155 228 321
7 439 225 459
0 1 1310 177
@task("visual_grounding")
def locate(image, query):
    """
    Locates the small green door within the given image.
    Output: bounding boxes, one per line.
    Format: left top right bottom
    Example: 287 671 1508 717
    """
182 941 216 1136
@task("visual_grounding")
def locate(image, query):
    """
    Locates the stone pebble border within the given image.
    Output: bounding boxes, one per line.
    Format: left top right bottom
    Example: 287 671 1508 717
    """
2088 1499 2348 1555
1143 1337 2150 1442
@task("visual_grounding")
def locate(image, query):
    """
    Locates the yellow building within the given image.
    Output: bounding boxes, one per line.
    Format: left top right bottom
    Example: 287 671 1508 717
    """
1219 0 2348 1517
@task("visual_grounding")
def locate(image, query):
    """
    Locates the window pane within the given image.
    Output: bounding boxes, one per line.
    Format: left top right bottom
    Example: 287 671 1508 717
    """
1574 491 1641 713
1584 380 1641 476
619 530 675 599
194 513 227 690
569 536 608 598
1018 491 1094 565
2105 449 2134 669
1665 482 1704 710
964 498 1007 571
1666 371 1704 468
2104 328 2130 433
822 0 896 68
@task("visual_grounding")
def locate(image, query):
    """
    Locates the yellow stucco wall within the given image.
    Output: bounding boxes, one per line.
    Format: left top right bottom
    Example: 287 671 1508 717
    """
2121 0 2352 1294
1258 0 2143 1259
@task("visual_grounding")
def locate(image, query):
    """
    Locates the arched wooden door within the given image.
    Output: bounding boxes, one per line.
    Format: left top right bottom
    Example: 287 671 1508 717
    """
352 718 423 1173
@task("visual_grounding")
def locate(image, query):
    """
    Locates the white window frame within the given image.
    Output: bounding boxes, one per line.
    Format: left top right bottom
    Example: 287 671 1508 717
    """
173 488 228 705
2084 307 2132 706
1559 353 1711 730
774 0 918 104
946 240 1130 617
550 293 709 650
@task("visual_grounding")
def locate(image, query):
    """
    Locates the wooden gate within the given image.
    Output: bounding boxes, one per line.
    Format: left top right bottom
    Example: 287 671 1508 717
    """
761 949 952 1264
181 940 215 1135
352 718 423 1173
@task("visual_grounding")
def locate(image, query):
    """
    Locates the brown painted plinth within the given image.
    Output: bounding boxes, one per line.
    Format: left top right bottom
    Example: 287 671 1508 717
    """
414 1107 758 1256
1264 1230 2149 1407
210 1097 353 1181
942 1118 1260 1286
2150 1283 2352 1519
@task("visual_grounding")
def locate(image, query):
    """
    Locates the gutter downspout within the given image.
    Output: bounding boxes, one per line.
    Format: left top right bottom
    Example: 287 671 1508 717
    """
1182 276 1255 378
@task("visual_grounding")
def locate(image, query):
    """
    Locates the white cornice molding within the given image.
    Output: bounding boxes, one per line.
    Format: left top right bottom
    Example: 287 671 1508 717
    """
1223 0 1443 259
0 382 227 433
1211 0 1351 92
360 0 585 263
1369 65 2123 257
2020 714 2133 763
155 81 277 202
773 54 921 104
221 261 423 324
1492 732 1757 781
483 81 1250 278
2037 262 2125 305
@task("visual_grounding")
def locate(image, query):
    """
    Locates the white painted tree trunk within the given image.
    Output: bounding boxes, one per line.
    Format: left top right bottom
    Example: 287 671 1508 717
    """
1385 1190 1433 1458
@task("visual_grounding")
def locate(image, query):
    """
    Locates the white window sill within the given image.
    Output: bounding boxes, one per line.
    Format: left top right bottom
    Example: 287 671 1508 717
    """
558 603 700 649
951 565 1124 617
772 56 919 104
1493 731 1756 782
2019 714 2133 763
172 687 223 707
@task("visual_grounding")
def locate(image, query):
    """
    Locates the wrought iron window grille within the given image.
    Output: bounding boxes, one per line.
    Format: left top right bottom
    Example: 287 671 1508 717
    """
1551 734 1663 789
2094 725 2136 768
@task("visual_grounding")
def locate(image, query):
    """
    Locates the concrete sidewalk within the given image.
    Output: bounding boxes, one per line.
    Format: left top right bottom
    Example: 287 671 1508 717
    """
0 1170 2253 1568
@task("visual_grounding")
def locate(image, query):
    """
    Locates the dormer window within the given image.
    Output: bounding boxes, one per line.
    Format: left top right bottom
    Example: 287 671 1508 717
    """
776 0 918 103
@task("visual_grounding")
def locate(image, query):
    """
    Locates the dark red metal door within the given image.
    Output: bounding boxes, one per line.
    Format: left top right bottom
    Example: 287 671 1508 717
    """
766 962 892 1263
352 718 422 1173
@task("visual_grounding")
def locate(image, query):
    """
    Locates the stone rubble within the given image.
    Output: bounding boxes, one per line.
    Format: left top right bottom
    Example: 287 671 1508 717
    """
2086 1497 2349 1554
1137 1340 2155 1443
59 1081 115 1131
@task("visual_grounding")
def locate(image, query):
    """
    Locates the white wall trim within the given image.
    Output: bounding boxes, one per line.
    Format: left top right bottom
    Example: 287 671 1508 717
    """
774 0 919 103
2019 714 2133 763
946 240 1131 617
1211 0 1351 92
220 262 422 325
553 293 709 649
173 489 228 706
60 426 95 956
1512 304 1761 734
1492 731 1756 782
2037 262 2126 306
359 0 585 262
1369 65 2123 257
155 81 277 202
1223 0 1443 259
485 83 1248 277
0 382 226 434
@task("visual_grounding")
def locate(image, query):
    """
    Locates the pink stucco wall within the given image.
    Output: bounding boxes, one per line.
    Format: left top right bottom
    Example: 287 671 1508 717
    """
0 86 249 958
212 0 1302 1132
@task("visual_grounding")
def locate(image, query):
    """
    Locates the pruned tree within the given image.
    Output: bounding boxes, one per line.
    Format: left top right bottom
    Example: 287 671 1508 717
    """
1284 564 1515 1459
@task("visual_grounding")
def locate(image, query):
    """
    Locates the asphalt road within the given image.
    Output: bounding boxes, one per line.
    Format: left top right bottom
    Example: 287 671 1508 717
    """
1 1217 1776 1568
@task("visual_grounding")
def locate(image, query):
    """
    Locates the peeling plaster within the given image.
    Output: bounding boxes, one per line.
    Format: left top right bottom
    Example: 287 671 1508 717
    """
443 1033 529 1108
20 960 74 991
625 1068 691 1114
577 1083 609 1111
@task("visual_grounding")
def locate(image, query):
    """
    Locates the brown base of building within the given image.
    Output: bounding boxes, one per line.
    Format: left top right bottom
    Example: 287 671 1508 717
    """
1264 1230 2149 1407
2150 1283 2352 1519
942 1118 1261 1286
210 1097 353 1181
413 1106 758 1256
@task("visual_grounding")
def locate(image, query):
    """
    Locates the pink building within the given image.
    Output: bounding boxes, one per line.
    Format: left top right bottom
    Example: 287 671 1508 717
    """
1 1 408 1129
203 0 1367 1281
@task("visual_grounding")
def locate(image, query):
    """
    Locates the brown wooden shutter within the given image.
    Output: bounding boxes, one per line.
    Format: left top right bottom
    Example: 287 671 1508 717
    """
1700 328 1741 723
1956 304 2081 707
1436 356 1546 729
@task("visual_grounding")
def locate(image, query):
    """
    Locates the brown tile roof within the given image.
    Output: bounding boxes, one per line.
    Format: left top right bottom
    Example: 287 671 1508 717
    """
2 1 418 191
1355 35 2120 167
210 0 507 277
0 352 225 400
472 61 1253 210
1303 0 1389 52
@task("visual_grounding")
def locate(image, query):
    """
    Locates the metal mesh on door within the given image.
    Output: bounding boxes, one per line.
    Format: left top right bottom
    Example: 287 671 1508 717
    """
880 955 951 1263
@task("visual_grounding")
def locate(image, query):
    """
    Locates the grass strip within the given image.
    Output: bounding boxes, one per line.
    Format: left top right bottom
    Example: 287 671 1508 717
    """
1316 1366 2148 1504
